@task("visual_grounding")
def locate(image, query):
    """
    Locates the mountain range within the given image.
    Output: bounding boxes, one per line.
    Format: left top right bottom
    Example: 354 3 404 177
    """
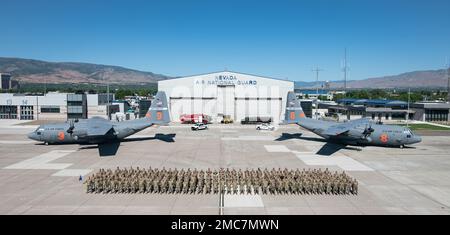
295 69 449 89
0 57 448 89
0 57 171 85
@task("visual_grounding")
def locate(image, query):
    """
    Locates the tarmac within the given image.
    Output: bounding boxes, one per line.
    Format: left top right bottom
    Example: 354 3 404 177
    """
1 120 450 215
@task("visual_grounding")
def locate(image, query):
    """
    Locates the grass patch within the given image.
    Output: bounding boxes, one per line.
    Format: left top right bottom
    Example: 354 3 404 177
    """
395 123 450 131
16 120 66 126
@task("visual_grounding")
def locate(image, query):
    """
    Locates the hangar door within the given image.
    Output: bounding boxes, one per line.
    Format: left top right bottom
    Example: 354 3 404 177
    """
170 98 216 122
170 98 189 122
216 85 235 120
235 98 282 123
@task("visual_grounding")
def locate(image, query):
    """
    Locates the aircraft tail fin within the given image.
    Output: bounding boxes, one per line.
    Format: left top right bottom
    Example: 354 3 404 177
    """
284 91 306 124
146 91 170 125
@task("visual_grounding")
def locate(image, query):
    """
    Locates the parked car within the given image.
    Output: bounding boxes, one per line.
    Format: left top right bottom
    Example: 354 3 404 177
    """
256 123 275 131
191 123 208 131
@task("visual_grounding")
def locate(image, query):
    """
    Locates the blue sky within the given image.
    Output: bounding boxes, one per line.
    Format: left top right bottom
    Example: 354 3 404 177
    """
1 0 450 82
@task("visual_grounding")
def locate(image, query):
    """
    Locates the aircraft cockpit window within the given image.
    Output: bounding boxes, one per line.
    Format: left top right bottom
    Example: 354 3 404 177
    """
404 129 414 138
35 127 44 135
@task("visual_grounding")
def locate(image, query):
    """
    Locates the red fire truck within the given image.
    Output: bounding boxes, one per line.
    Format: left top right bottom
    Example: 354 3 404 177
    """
180 114 211 124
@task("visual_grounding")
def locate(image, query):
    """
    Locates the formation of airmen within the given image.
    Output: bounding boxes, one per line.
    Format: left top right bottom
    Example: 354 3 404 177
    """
85 167 358 195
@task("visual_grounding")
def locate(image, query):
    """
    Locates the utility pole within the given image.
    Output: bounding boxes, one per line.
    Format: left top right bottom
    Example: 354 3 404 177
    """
447 58 450 103
312 67 323 119
102 69 111 120
36 95 39 121
343 48 349 94
107 82 110 105
407 88 410 127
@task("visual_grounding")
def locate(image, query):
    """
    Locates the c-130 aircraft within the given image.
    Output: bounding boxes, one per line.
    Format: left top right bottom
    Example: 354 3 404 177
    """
280 92 422 155
28 91 171 156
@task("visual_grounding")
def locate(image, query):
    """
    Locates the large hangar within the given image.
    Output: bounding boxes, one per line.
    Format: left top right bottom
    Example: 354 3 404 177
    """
158 71 294 123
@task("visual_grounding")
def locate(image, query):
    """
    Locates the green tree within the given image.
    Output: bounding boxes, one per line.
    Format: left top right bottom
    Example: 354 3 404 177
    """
333 93 345 101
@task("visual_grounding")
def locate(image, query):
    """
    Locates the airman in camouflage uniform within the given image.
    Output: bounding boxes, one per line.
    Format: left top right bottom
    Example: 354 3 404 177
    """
85 167 358 196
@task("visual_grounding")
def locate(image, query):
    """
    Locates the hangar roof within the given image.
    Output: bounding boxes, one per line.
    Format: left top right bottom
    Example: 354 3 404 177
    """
337 98 407 106
411 102 450 110
162 70 292 83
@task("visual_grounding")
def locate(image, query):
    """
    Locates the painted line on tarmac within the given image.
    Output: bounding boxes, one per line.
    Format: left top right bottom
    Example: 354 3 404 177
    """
221 130 238 133
4 150 92 176
52 169 92 177
293 152 374 172
0 125 38 129
224 194 264 208
0 140 36 144
262 144 374 171
4 150 75 170
264 145 292 153
129 135 210 140
222 136 274 141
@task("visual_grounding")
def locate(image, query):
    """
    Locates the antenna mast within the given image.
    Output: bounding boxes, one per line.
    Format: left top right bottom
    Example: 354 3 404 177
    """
447 58 450 103
312 67 323 119
343 48 348 94
407 88 410 128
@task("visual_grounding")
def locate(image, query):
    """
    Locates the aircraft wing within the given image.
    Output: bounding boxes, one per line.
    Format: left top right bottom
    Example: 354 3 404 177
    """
322 125 350 136
98 142 120 156
87 119 114 136
344 118 371 126
323 118 371 136
316 142 347 156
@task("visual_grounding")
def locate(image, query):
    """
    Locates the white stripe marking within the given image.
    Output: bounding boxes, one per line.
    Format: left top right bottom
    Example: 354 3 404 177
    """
222 136 274 141
224 194 264 208
294 153 374 171
264 145 291 153
0 140 36 144
263 145 374 171
52 169 92 177
4 150 75 170
220 130 238 133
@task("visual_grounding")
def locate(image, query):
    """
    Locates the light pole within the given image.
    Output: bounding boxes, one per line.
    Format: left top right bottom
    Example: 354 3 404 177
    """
36 95 39 121
407 88 410 128
106 82 110 119
447 58 450 103
343 48 348 92
312 67 323 119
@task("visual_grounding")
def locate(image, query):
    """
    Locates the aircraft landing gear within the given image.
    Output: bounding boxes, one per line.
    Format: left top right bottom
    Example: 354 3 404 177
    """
399 144 405 149
44 142 49 146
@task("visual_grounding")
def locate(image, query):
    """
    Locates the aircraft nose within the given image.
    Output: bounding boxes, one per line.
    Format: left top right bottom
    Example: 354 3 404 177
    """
414 136 422 144
27 132 37 141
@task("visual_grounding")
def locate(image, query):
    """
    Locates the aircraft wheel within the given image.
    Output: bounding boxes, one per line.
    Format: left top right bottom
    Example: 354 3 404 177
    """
400 144 404 149
44 142 49 146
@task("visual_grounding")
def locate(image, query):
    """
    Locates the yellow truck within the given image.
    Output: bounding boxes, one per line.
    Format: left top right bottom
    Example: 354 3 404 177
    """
221 115 233 124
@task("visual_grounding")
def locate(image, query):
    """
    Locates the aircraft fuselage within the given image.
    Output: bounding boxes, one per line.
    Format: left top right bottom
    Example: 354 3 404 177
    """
28 118 153 145
298 118 422 147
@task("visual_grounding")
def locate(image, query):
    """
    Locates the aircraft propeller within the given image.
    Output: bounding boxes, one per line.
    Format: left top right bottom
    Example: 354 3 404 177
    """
362 123 375 139
67 119 79 135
